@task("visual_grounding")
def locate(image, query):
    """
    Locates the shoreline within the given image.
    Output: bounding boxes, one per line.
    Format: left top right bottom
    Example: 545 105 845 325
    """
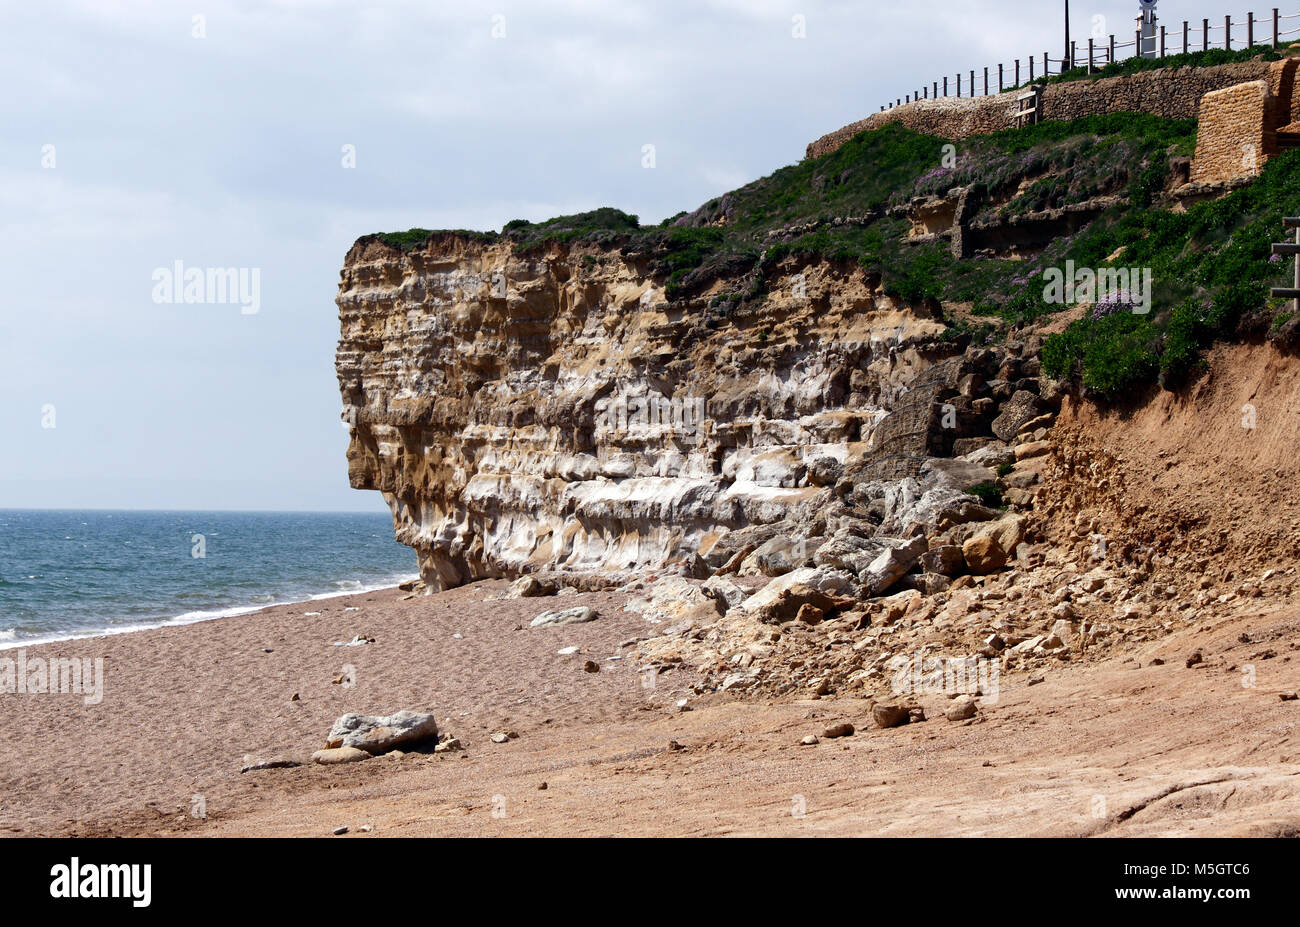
0 571 420 654
0 577 690 836
4 573 1297 837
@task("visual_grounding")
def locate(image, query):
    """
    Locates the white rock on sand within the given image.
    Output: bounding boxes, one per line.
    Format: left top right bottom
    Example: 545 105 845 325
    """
529 606 598 628
325 710 440 754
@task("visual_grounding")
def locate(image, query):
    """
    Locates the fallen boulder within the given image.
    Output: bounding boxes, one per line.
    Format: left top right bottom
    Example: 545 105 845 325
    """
753 583 851 625
806 456 845 487
1014 440 1051 461
623 577 713 624
326 710 440 754
946 699 978 722
529 605 598 628
959 442 1015 469
738 567 857 613
920 545 965 577
240 755 302 773
991 390 1042 441
701 575 748 613
507 575 548 598
312 746 371 765
974 514 1028 557
872 704 912 729
963 535 1007 575
813 531 898 575
860 535 928 596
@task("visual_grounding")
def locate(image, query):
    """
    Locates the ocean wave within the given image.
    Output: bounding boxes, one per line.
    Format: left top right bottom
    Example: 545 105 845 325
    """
0 572 420 652
308 574 419 601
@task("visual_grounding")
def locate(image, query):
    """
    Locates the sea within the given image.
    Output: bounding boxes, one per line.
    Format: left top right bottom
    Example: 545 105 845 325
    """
0 510 419 649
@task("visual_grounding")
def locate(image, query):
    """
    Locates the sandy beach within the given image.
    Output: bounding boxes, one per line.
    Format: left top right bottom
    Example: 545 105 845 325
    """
3 577 1298 838
0 580 704 835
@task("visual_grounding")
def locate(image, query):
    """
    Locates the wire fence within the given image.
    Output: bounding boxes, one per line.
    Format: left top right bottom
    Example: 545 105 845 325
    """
880 7 1300 112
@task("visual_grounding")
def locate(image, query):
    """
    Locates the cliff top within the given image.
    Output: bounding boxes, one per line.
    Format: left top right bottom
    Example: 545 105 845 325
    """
359 47 1300 404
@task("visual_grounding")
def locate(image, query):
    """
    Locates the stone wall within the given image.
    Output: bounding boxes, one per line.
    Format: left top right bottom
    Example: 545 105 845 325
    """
1044 61 1276 123
806 60 1281 158
1190 80 1277 183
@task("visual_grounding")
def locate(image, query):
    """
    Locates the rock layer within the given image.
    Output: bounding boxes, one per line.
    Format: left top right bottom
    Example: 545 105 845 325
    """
337 234 960 590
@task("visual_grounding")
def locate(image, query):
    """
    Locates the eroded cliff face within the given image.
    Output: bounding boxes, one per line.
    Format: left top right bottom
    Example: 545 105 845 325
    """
336 233 955 590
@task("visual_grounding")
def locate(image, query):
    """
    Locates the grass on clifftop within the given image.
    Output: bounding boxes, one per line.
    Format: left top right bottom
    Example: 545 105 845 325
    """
371 106 1297 401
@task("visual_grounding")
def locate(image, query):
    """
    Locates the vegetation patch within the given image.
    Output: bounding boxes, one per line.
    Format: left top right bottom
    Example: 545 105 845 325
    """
966 482 1005 509
369 103 1296 401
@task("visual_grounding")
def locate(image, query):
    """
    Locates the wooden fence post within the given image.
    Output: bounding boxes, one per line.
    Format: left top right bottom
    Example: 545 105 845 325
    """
1203 18 1209 52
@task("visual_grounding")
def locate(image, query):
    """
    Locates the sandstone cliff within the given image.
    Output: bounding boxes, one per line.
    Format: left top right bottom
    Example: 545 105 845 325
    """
337 232 973 590
337 83 1300 605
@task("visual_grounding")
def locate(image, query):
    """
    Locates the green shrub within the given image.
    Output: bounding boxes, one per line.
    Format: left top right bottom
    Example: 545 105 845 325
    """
365 109 1297 401
966 482 1005 509
1043 311 1159 398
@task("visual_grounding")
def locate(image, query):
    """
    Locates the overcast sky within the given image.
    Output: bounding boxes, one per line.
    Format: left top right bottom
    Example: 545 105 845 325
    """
0 0 1276 511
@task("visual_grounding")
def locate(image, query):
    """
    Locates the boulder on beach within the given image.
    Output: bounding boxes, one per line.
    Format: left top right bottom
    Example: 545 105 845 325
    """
325 710 440 754
312 746 371 765
529 605 598 628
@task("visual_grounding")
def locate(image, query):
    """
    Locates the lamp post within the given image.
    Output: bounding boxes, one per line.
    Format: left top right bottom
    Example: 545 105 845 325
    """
1065 0 1071 69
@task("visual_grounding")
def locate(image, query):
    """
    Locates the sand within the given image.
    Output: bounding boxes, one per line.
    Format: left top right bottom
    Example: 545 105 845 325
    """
0 581 702 836
2 575 1298 838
